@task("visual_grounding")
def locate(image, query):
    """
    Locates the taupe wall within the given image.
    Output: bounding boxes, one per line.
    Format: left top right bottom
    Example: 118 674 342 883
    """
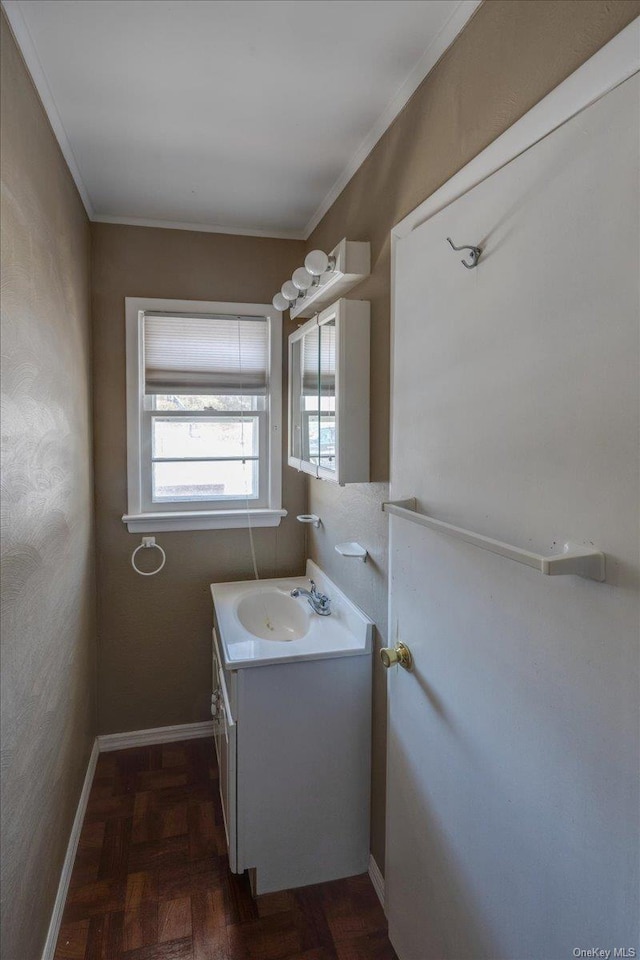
305 0 640 870
0 15 96 960
91 224 306 734
3 9 636 949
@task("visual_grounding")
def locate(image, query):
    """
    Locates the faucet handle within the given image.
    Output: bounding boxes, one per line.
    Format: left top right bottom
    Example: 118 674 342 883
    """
310 579 329 603
316 593 331 613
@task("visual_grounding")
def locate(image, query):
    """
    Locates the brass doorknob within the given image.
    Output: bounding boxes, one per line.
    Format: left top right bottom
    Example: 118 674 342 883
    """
380 642 413 670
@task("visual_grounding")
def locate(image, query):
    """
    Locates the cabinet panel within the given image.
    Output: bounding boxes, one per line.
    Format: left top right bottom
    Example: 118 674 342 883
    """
235 655 372 895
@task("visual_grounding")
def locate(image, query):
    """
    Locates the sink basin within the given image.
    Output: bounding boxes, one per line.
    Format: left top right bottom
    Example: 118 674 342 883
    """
236 590 309 642
211 561 374 668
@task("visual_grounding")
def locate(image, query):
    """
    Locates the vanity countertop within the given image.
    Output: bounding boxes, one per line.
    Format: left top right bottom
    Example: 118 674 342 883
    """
211 560 373 669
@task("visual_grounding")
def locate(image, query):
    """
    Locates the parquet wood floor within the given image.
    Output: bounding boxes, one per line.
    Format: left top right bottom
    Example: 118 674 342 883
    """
54 739 397 960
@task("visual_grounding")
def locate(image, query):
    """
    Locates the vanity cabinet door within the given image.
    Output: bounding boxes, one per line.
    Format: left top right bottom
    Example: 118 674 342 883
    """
212 630 237 871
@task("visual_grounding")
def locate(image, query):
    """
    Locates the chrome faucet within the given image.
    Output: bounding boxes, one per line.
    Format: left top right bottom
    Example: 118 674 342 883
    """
291 579 331 616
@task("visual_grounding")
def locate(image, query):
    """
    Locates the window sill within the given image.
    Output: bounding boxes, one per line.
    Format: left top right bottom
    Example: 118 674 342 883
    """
122 509 287 533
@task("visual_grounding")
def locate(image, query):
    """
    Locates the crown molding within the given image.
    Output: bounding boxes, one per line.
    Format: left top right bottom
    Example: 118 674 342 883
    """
91 214 304 241
391 17 640 243
2 0 95 218
3 0 301 239
3 0 480 243
302 0 482 240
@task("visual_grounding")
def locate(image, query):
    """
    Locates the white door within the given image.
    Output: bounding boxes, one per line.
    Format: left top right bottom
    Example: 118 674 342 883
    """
387 73 639 960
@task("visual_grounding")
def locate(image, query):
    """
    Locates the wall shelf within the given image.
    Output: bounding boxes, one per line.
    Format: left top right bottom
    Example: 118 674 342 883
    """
335 541 368 563
382 499 606 582
290 240 370 320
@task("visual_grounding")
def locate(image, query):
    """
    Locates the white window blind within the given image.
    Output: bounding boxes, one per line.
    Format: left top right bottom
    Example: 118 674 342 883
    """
144 313 269 395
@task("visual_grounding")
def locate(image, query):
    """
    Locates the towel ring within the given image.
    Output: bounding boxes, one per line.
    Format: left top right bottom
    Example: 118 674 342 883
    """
131 537 166 576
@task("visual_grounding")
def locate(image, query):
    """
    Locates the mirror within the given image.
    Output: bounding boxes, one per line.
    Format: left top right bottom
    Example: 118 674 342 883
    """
318 319 336 473
288 299 369 483
301 324 320 466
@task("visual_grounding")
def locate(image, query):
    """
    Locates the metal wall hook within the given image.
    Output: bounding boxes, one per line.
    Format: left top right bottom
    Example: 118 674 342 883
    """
446 237 482 269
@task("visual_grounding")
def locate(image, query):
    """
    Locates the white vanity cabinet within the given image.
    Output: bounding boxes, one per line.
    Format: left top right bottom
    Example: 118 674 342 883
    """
210 574 372 896
288 298 370 484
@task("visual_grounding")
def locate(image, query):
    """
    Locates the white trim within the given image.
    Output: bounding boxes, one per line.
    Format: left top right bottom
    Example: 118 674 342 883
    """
92 214 304 241
2 0 95 219
389 17 640 516
124 297 283 531
391 17 640 243
41 721 215 957
97 720 215 753
4 0 480 241
385 31 639 951
41 740 99 960
386 17 640 677
122 508 286 533
302 0 481 239
368 854 385 911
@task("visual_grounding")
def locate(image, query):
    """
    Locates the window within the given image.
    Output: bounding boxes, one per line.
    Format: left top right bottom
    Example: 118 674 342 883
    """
123 298 285 532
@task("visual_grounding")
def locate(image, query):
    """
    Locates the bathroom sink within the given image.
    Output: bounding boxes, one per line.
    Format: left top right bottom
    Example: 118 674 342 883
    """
211 561 374 668
236 590 309 642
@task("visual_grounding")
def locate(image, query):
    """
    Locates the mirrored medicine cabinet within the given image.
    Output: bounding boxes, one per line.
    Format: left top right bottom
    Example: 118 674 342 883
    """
288 298 370 484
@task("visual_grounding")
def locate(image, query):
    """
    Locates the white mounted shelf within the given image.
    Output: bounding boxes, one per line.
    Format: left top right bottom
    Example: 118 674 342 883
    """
290 240 370 320
335 541 368 563
382 499 606 582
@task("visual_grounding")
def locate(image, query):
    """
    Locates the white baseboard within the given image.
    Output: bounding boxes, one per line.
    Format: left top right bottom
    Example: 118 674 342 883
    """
41 720 215 958
369 854 385 911
41 739 99 960
97 720 214 752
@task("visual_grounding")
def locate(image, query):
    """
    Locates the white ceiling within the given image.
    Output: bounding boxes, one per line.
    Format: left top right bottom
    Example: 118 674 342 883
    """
5 0 480 238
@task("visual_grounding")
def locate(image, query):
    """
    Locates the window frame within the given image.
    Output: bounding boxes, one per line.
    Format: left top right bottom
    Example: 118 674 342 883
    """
123 297 285 532
146 407 267 509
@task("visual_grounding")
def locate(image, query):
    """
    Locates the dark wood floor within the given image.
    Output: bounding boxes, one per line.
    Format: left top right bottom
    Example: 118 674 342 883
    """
54 738 397 960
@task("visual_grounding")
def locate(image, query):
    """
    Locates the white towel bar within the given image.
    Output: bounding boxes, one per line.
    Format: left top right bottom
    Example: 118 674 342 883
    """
382 499 605 582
